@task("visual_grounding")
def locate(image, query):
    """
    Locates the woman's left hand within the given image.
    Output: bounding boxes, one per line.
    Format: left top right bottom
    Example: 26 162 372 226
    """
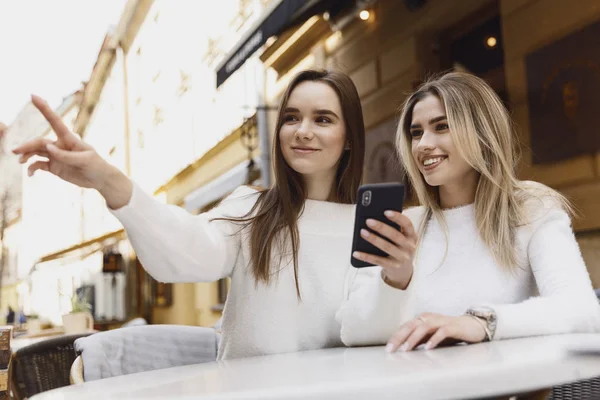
385 312 487 352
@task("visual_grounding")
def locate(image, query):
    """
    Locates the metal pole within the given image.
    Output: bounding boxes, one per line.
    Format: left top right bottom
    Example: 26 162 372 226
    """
118 45 132 177
256 65 271 188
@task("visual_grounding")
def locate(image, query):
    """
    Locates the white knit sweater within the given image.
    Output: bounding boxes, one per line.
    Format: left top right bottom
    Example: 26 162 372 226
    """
111 184 356 360
338 199 600 346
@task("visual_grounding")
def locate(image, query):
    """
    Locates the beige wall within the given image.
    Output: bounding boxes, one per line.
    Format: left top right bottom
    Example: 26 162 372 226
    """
194 282 223 327
152 283 197 325
579 232 600 289
151 281 223 327
164 135 255 206
501 0 600 286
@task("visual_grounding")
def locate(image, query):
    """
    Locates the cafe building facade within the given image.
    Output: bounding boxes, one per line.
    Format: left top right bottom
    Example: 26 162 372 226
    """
219 0 600 287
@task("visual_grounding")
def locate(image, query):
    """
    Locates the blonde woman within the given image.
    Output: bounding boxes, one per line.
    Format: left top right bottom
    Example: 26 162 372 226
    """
337 72 600 352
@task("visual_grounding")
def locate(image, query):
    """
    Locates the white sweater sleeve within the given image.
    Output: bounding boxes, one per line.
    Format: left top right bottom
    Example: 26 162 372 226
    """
336 266 416 346
336 206 424 346
490 208 600 339
109 182 258 283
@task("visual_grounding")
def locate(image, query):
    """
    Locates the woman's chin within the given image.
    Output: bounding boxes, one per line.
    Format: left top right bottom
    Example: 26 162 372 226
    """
290 166 319 177
423 175 443 187
288 161 328 176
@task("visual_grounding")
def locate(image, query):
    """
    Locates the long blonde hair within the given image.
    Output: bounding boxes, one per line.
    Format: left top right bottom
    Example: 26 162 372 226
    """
397 72 571 270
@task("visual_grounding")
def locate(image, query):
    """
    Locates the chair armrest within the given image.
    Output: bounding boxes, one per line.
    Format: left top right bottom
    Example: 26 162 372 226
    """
69 356 84 385
75 325 218 381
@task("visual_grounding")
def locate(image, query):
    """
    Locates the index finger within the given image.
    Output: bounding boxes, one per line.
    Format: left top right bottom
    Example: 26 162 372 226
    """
31 95 78 147
12 137 52 155
383 211 417 240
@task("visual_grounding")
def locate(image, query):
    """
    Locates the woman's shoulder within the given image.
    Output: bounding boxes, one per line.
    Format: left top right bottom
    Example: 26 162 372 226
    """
516 180 572 231
230 185 261 198
208 185 262 218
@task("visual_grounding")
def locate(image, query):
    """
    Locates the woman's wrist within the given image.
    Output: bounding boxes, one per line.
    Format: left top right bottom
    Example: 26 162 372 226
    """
465 307 497 341
381 268 413 290
98 165 133 210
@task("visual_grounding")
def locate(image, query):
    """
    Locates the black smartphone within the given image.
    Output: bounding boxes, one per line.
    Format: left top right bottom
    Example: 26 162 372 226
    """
351 183 405 268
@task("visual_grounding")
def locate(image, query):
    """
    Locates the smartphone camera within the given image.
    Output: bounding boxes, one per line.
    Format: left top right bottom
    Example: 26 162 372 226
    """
361 190 372 207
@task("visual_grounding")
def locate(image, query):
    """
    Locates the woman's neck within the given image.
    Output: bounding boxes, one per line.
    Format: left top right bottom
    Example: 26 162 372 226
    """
439 174 478 209
303 170 337 201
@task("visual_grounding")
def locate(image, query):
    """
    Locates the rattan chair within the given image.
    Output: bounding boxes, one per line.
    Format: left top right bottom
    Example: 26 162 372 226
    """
9 333 93 399
548 289 600 400
69 355 84 385
549 376 600 400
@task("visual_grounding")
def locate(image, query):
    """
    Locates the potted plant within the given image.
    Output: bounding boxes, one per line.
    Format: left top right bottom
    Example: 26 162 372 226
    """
25 313 42 335
62 293 94 334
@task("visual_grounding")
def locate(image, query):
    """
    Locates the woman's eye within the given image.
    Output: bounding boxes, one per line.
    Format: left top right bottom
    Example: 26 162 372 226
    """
283 115 298 123
436 123 449 131
410 130 422 138
316 117 331 124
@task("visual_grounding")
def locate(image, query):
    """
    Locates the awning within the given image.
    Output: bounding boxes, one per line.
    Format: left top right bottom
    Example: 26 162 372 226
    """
38 229 125 263
184 158 260 212
27 229 126 277
216 0 350 88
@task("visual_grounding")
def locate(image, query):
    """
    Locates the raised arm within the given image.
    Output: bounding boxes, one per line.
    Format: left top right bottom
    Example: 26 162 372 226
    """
14 95 256 283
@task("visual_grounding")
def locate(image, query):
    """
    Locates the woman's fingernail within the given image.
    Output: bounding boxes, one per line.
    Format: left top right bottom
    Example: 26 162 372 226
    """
360 229 370 237
353 252 361 259
366 219 376 228
425 342 433 350
385 343 395 353
399 343 408 352
384 211 395 217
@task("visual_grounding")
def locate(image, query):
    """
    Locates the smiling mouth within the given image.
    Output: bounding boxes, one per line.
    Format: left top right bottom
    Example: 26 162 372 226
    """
422 156 446 170
292 147 319 154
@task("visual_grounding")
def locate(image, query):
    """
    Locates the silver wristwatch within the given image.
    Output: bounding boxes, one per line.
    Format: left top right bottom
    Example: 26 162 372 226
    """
466 306 497 341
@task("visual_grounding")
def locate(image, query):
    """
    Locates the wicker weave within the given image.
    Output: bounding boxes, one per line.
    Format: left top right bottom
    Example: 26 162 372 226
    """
549 376 600 400
9 333 93 400
549 291 600 399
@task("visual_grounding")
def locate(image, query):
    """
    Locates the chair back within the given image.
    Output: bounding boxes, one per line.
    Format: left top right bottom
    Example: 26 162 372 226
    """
549 288 600 399
74 325 218 381
0 327 12 399
10 333 93 399
550 376 600 400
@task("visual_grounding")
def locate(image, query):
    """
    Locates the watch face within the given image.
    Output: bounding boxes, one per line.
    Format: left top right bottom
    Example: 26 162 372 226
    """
470 308 494 320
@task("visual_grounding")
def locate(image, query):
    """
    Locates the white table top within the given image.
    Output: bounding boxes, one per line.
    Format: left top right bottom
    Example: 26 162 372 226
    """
33 333 600 400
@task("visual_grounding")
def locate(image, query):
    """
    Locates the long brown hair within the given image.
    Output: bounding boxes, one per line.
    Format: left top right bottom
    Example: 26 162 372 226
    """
222 69 365 297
